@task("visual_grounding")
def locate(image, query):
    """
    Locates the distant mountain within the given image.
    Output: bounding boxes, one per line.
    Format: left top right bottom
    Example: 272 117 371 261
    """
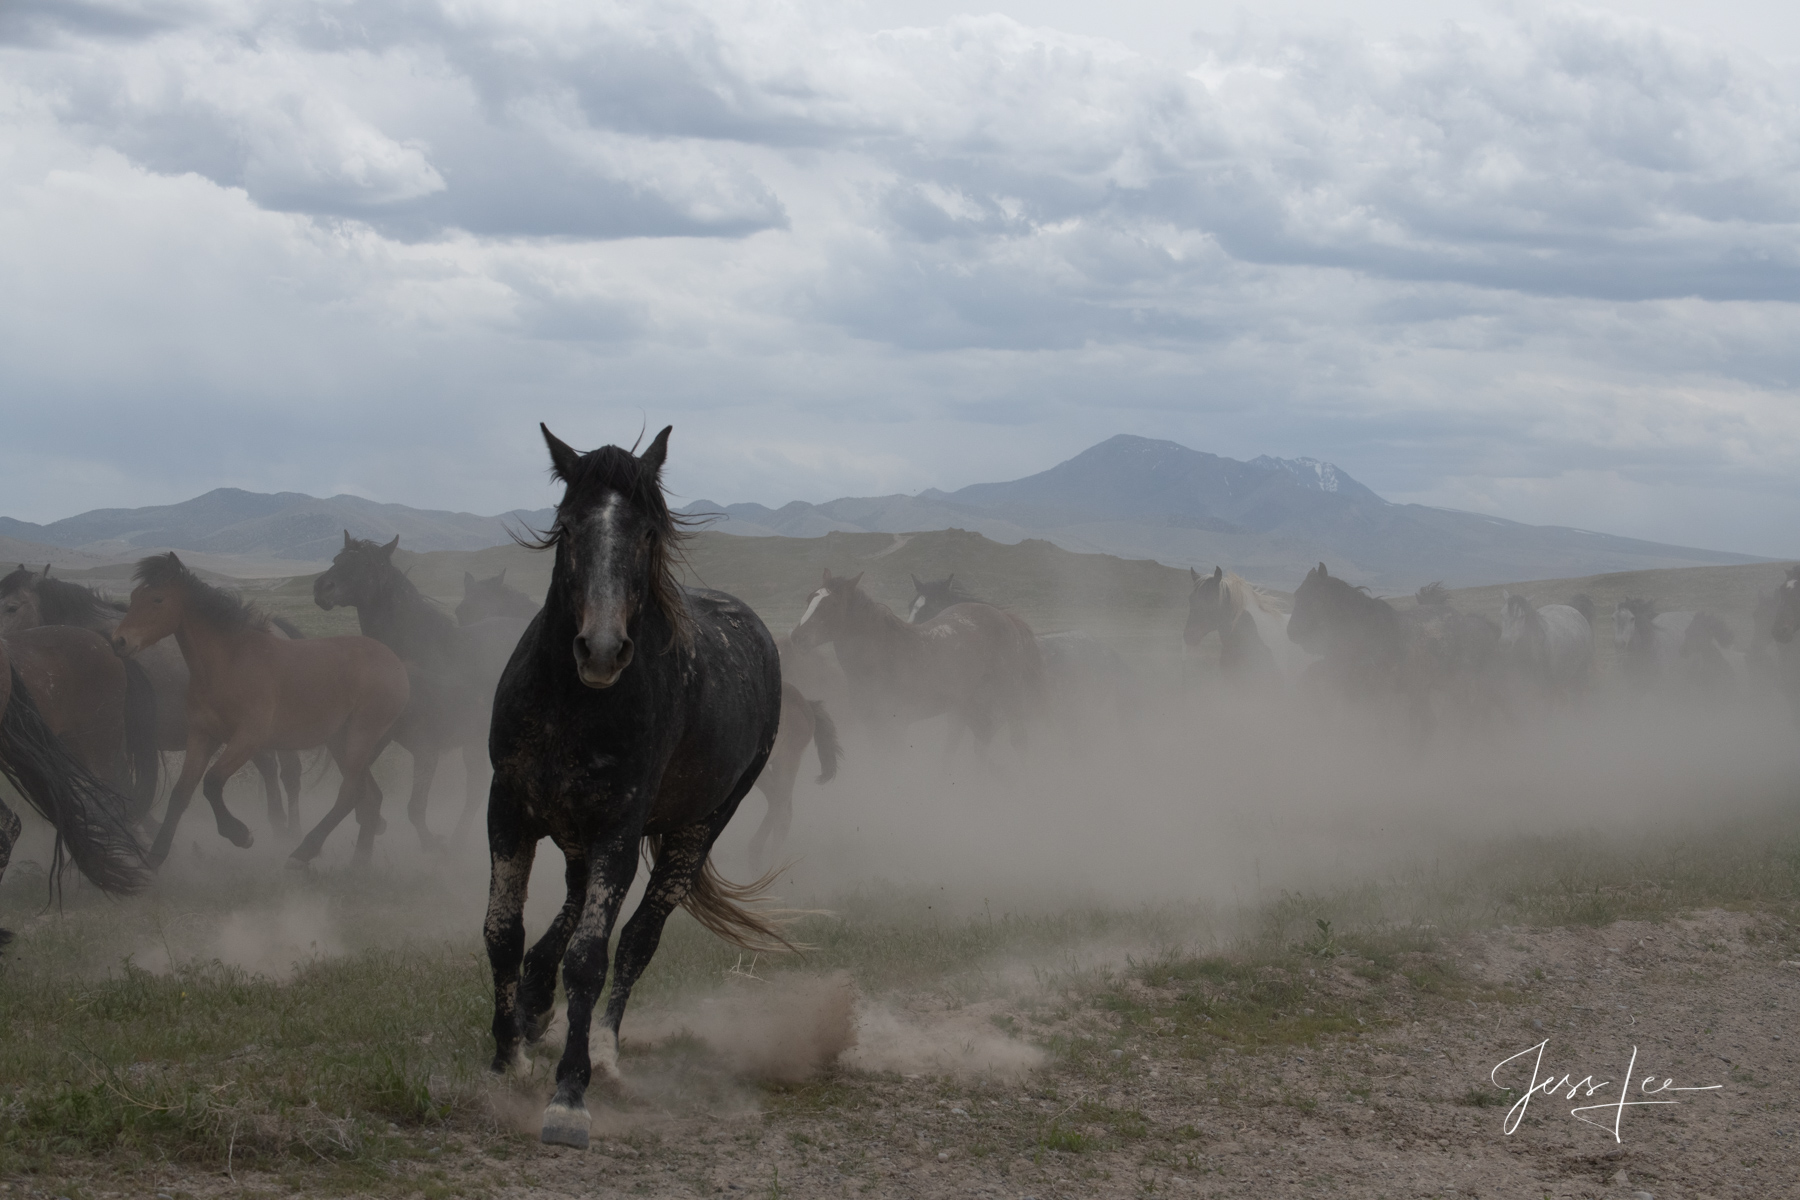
0 488 555 563
2 437 1770 589
687 435 1766 591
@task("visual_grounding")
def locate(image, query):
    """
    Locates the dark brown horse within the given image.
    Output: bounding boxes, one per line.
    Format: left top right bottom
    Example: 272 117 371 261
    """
791 569 1042 753
313 534 529 850
112 553 411 869
457 569 540 626
1 634 148 947
2 564 304 833
746 683 841 873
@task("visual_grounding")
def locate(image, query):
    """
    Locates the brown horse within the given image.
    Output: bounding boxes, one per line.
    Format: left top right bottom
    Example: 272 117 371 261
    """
112 553 410 869
745 683 841 873
789 569 1042 754
1 630 148 943
2 564 305 833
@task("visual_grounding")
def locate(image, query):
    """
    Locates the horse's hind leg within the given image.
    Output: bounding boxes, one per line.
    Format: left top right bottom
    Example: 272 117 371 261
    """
250 752 285 837
593 800 745 1101
452 743 491 848
278 750 303 836
747 728 803 874
405 744 444 853
147 734 219 868
541 832 639 1148
0 798 21 945
289 732 363 866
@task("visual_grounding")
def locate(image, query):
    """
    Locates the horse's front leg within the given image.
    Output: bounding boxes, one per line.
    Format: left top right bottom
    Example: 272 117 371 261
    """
541 833 638 1149
201 735 267 850
519 848 588 1044
147 732 220 868
485 792 537 1075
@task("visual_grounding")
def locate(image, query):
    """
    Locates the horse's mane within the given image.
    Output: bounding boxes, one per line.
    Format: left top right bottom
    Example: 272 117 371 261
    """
1219 572 1282 619
1617 596 1658 622
916 574 979 606
525 443 694 648
133 553 270 633
1415 582 1451 607
0 566 125 626
1503 592 1532 619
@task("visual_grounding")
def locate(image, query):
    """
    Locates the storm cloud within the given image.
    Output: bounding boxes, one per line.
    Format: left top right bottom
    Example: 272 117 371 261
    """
3 1 1799 554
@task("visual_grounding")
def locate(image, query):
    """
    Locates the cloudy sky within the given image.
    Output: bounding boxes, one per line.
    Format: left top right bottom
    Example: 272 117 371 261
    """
4 1 1800 555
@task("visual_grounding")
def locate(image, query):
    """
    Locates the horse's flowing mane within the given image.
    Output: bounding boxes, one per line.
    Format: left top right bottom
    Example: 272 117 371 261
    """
133 553 270 633
526 443 694 649
1415 582 1450 607
1219 572 1282 619
0 567 125 627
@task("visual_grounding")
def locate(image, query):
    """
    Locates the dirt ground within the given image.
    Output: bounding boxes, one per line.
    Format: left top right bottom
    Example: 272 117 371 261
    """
29 906 1793 1200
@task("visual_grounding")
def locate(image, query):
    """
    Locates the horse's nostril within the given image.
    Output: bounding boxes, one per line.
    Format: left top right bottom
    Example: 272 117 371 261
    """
574 635 592 661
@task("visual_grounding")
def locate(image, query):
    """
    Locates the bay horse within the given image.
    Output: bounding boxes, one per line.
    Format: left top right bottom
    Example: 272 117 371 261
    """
112 553 410 869
798 570 1041 753
1288 563 1466 728
746 683 841 874
1498 592 1592 696
458 569 541 626
484 424 789 1150
1 634 148 947
2 564 304 832
313 534 529 850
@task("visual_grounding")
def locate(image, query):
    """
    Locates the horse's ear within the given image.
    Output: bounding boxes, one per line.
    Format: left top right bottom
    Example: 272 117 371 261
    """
910 573 921 588
41 564 52 578
541 423 583 482
1318 562 1328 576
641 425 673 474
496 568 506 583
1212 566 1223 581
946 573 955 584
849 572 864 588
464 571 476 587
1190 567 1198 580
379 535 400 560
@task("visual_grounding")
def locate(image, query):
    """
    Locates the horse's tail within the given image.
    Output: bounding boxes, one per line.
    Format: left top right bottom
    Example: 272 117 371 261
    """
672 851 806 954
808 700 841 785
1568 593 1596 626
0 665 149 897
120 656 160 821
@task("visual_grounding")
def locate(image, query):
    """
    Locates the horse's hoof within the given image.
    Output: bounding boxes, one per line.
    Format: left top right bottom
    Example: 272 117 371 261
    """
220 821 254 849
539 1102 590 1149
283 856 311 873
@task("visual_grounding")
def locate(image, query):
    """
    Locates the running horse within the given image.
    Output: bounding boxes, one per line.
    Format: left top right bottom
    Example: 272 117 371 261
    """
1 632 149 948
112 554 411 869
312 534 529 851
484 425 789 1150
795 570 1042 754
0 565 303 831
1184 566 1312 685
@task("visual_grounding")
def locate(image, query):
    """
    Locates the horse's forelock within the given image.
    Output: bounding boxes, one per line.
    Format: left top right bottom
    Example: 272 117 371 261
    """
556 444 692 649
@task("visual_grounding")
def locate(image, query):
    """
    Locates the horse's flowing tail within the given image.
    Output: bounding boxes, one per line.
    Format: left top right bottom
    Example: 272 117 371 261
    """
120 656 161 820
0 665 149 897
808 700 841 785
644 831 804 953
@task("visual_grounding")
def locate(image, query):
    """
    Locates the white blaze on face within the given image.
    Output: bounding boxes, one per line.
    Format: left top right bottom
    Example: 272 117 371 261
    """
909 595 926 620
798 587 828 628
574 494 634 656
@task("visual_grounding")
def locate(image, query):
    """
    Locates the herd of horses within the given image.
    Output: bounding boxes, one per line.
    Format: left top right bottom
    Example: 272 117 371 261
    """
4 424 1800 1148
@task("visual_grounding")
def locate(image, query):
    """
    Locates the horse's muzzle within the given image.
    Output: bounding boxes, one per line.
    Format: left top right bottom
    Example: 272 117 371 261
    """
573 632 633 688
111 631 138 658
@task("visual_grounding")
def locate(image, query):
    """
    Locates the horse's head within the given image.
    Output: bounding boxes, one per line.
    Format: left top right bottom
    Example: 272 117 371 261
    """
1287 562 1332 650
114 553 193 656
538 423 686 688
0 564 46 635
1499 591 1532 643
314 531 401 611
908 573 966 624
1614 597 1655 649
1771 568 1800 644
792 569 863 651
1183 566 1225 648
